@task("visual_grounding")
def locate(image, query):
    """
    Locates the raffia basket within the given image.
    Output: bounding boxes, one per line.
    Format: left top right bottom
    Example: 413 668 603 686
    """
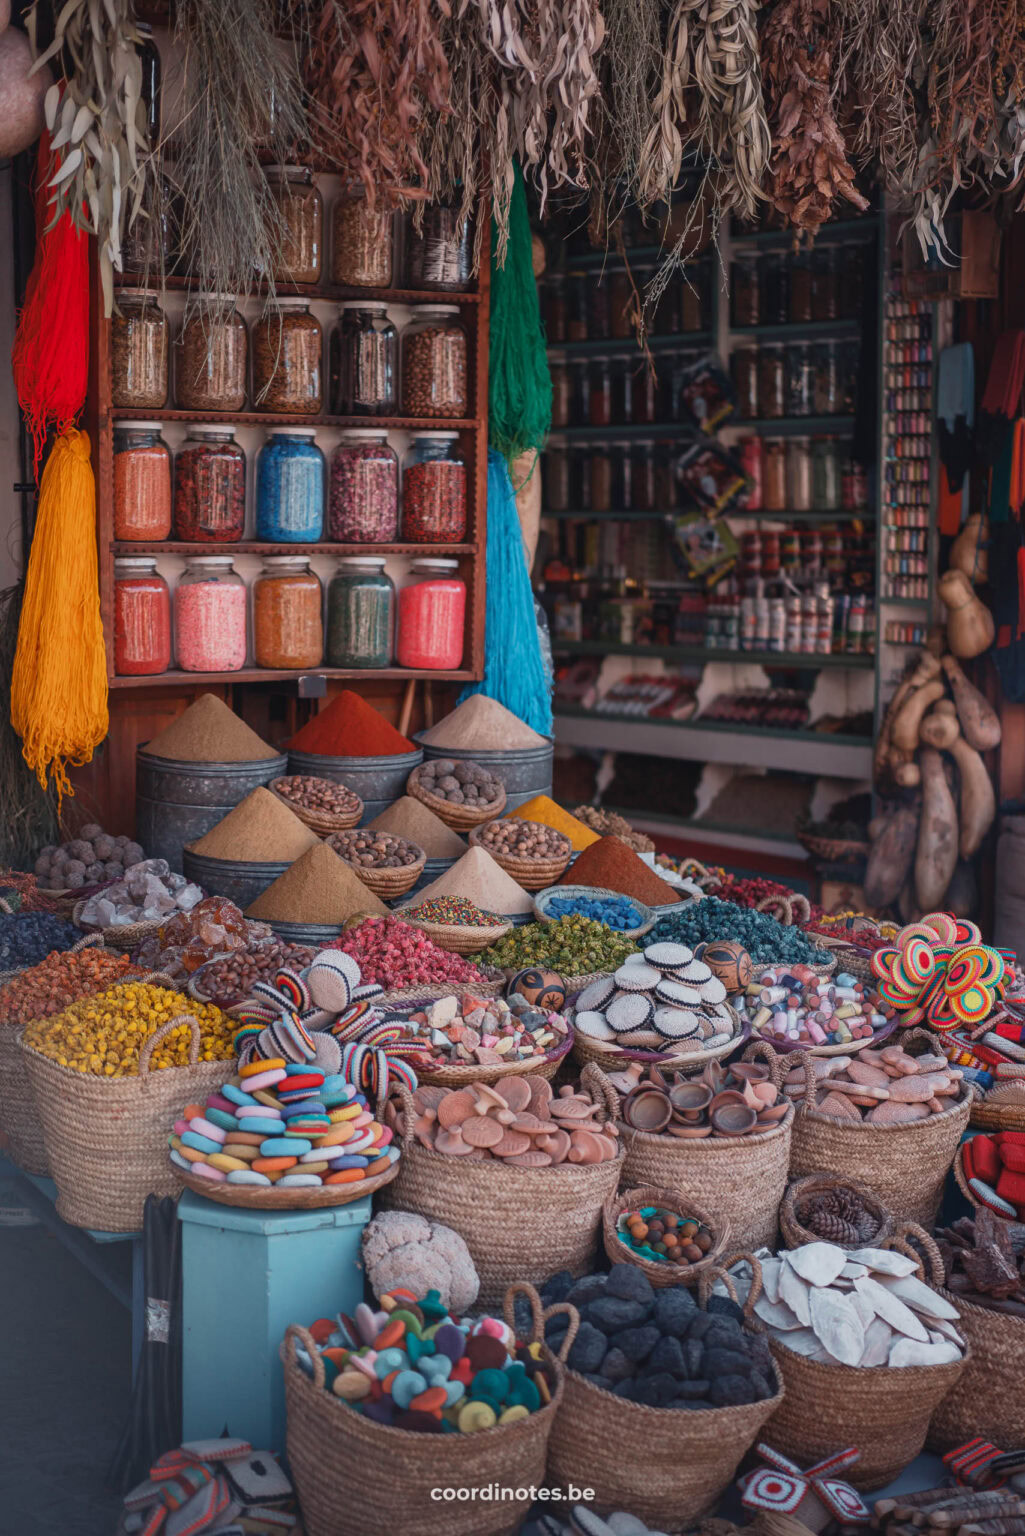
615 1043 794 1251
468 823 572 891
779 1172 895 1252
969 1080 1025 1134
72 903 163 955
376 970 504 1009
176 1153 400 1211
325 833 426 900
20 1012 228 1231
533 885 656 940
546 1261 784 1531
407 763 507 831
415 1031 575 1089
269 776 363 834
282 1283 574 1536
602 1185 730 1288
379 1062 623 1306
785 1031 975 1229
754 1230 968 1489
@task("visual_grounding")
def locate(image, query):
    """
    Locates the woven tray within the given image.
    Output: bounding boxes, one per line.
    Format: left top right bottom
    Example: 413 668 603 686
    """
72 903 163 955
269 777 363 834
175 1154 400 1209
779 1171 895 1251
749 1015 897 1059
325 835 426 900
376 969 504 1008
468 824 572 891
416 1029 575 1088
969 1092 1025 1133
953 1141 1025 1239
533 884 656 940
407 764 507 831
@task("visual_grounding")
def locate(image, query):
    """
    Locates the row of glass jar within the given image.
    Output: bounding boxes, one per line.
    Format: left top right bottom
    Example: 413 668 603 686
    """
114 424 467 546
545 263 711 343
112 296 468 419
126 170 473 292
730 244 865 328
113 556 466 676
731 340 859 420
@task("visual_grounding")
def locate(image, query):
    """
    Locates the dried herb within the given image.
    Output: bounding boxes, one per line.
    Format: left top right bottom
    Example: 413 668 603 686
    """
636 0 691 209
689 0 770 222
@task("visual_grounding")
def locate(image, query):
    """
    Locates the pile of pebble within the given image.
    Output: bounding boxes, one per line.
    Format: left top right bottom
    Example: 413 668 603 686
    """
476 818 571 862
544 893 644 931
169 1063 399 1189
478 916 639 978
77 858 204 927
388 1078 619 1166
329 917 484 992
34 825 145 890
327 829 424 870
647 897 824 967
298 1288 557 1432
273 774 362 819
0 911 84 971
732 964 889 1050
399 991 570 1069
571 944 738 1054
415 757 504 808
402 896 504 929
785 1044 967 1125
539 1264 778 1408
615 1206 715 1270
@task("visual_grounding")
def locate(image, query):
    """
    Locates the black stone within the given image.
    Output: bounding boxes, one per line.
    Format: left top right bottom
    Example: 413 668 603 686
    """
606 1264 655 1306
541 1270 575 1305
567 1320 607 1375
566 1273 609 1307
677 1378 710 1398
610 1325 660 1363
647 1334 685 1377
749 1367 775 1402
707 1294 746 1325
632 1372 680 1408
705 1347 754 1379
709 1373 757 1407
684 1311 714 1341
600 1347 634 1383
587 1296 650 1333
684 1337 705 1378
652 1287 696 1337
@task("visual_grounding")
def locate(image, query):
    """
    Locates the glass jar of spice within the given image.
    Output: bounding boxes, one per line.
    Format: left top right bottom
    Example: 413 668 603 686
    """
631 442 656 510
266 165 322 286
405 203 473 291
174 427 246 543
631 365 658 426
332 190 393 287
544 446 570 512
402 433 466 542
256 428 324 543
812 438 841 511
812 247 838 321
546 276 567 344
175 555 247 672
253 556 323 669
608 271 633 339
732 347 759 419
761 254 789 324
813 341 840 415
590 446 612 512
758 344 786 419
787 343 814 418
401 306 467 418
175 297 247 412
681 267 707 334
731 256 760 327
329 430 398 542
550 362 571 429
114 558 171 676
397 558 465 669
567 273 588 341
786 437 812 512
789 252 813 324
327 557 394 668
113 423 171 541
762 440 786 512
121 171 175 279
252 299 322 414
589 360 612 427
111 292 168 409
330 302 397 416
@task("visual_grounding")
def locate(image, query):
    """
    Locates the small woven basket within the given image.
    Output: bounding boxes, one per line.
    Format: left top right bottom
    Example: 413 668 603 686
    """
395 912 513 955
283 1283 573 1536
779 1171 895 1251
72 902 163 955
269 776 363 834
602 1185 730 1288
407 763 507 831
325 834 426 900
468 823 572 892
795 826 870 864
572 1004 748 1074
969 1088 1025 1134
176 1153 400 1211
414 1030 575 1089
375 969 504 1009
952 1142 1025 1243
533 884 656 939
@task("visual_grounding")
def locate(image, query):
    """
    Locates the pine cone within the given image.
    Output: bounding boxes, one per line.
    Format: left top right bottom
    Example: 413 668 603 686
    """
804 1209 860 1244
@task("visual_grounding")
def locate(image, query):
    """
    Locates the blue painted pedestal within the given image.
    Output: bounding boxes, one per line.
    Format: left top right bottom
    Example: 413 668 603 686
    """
178 1191 371 1458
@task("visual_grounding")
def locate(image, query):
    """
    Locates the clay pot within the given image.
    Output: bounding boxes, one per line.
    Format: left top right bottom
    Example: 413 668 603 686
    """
669 1082 712 1119
711 1102 758 1136
623 1087 673 1133
731 1062 771 1084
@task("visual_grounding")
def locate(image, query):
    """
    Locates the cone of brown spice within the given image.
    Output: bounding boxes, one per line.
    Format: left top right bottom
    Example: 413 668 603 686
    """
188 787 319 864
144 694 279 762
561 835 679 905
246 842 389 925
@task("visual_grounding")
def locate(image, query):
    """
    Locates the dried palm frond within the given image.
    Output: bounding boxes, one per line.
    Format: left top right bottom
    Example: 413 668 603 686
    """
836 0 927 199
594 0 663 201
27 0 151 317
688 0 770 221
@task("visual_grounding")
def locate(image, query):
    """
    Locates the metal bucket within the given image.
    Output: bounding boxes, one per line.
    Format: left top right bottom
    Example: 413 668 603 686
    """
181 848 291 912
413 735 554 813
286 749 423 826
136 749 287 874
263 920 347 947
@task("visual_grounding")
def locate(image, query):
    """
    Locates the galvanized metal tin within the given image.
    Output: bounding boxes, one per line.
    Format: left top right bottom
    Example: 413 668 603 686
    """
136 748 287 874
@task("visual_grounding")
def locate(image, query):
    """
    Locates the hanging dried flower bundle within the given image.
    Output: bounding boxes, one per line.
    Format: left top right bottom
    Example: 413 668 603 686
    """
26 0 151 316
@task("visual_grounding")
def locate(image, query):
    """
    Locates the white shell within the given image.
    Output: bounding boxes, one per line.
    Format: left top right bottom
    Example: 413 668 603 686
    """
840 1262 869 1280
853 1276 929 1342
780 1327 833 1362
875 1273 961 1321
753 1292 805 1331
786 1242 848 1287
889 1337 963 1368
809 1287 865 1366
929 1317 966 1344
779 1261 812 1326
760 1256 783 1305
860 1318 894 1367
850 1291 877 1330
846 1248 920 1276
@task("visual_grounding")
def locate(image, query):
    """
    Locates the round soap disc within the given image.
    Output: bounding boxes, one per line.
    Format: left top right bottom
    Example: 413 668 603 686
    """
643 941 694 972
699 977 728 1005
655 978 702 1007
678 960 712 985
653 1006 700 1037
606 992 655 1034
576 976 616 1012
614 961 661 992
574 1010 617 1041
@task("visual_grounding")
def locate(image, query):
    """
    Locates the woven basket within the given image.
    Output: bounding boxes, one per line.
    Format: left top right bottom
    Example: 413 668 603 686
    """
282 1283 574 1536
325 834 427 900
395 913 513 955
752 1015 897 1061
415 1030 575 1089
778 1172 895 1251
786 1032 975 1229
602 1185 730 1287
969 1090 1025 1134
952 1143 1025 1243
823 944 876 984
20 1012 228 1231
927 1240 1025 1452
376 970 504 1009
533 885 656 940
795 827 870 864
176 1153 400 1210
407 764 507 831
755 894 812 927
379 1062 623 1307
269 777 363 834
756 1231 968 1490
468 824 572 891
572 1007 748 1075
73 903 163 955
615 1042 794 1252
546 1261 784 1531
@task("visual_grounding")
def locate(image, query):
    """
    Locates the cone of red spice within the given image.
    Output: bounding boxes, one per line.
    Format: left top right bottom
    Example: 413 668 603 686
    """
287 690 415 757
560 834 679 905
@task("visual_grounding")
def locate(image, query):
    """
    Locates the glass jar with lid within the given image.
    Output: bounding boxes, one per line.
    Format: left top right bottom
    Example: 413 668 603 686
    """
567 274 588 341
113 423 171 541
732 347 759 419
613 359 633 425
812 247 838 321
812 438 841 511
174 427 246 542
253 556 323 669
405 202 473 291
632 442 656 510
789 252 813 323
762 440 786 512
266 165 322 285
330 302 397 415
175 296 247 412
787 343 814 418
589 360 612 427
590 446 612 512
397 558 465 669
111 292 168 408
545 276 567 343
175 555 247 672
681 267 708 333
327 557 394 668
839 245 864 319
544 446 570 511
609 271 633 339
256 428 324 543
329 430 398 542
114 558 171 676
615 445 633 510
761 254 789 324
813 341 840 415
587 282 610 341
331 190 394 287
402 433 466 542
251 298 323 414
758 343 786 418
731 256 760 327
121 172 175 279
401 306 467 418
651 272 679 336
631 365 658 426
785 437 812 512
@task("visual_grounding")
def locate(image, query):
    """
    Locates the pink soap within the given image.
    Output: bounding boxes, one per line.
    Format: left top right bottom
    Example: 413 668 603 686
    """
190 1161 227 1182
238 1068 286 1091
205 1094 237 1114
237 1103 282 1119
189 1117 227 1144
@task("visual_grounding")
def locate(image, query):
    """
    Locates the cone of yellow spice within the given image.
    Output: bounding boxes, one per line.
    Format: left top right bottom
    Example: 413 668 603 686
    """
509 795 600 852
22 981 235 1076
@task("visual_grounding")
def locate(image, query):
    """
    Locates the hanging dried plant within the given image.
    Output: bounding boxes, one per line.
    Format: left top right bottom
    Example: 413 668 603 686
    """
419 1 493 271
760 0 869 239
26 0 151 317
635 0 692 209
835 0 927 201
688 0 771 221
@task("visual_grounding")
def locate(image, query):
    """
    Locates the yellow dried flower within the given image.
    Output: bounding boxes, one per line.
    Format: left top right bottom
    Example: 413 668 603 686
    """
22 982 235 1077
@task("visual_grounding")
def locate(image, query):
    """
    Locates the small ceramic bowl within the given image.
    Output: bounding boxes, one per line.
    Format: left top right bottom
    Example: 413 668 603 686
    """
666 1122 713 1139
711 1102 758 1136
623 1087 673 1133
731 1061 772 1084
669 1082 713 1118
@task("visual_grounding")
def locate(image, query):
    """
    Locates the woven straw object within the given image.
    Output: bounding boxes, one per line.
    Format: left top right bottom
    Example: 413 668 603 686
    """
602 1185 730 1287
786 1032 975 1229
379 1062 623 1306
73 901 163 955
282 1283 575 1536
573 1005 748 1075
395 911 513 955
779 1172 895 1252
755 1231 968 1489
753 1016 897 1062
533 885 656 940
969 1083 1025 1134
176 1153 400 1211
546 1261 784 1530
927 1242 1025 1452
376 970 503 1009
20 1012 228 1231
416 1030 574 1089
614 1043 794 1251
952 1143 1025 1244
407 763 507 831
325 834 426 900
269 777 363 835
468 824 571 891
